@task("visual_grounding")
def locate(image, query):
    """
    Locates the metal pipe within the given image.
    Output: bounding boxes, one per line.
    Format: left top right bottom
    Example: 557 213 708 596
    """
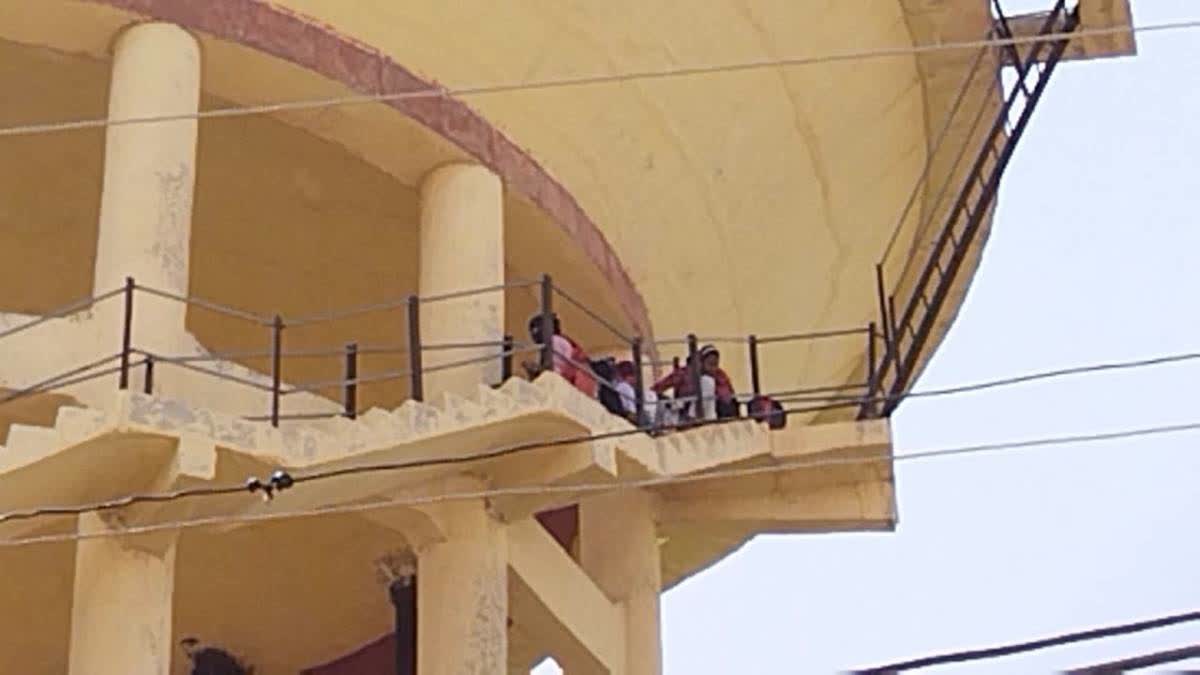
874 264 892 349
501 335 514 382
748 334 761 396
343 342 358 420
861 322 878 419
754 327 868 344
632 337 645 426
407 296 423 402
270 315 283 427
143 356 154 396
687 334 701 418
119 277 134 390
389 575 417 675
539 275 555 373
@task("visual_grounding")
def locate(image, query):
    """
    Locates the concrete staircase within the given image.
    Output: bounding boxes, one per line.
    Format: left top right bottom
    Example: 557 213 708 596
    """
0 373 775 480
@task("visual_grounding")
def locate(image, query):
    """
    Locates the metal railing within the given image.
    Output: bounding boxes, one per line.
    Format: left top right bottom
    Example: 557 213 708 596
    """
0 3 1078 428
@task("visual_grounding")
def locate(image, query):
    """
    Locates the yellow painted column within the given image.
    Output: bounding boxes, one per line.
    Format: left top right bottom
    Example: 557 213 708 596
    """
418 163 505 399
580 490 662 675
93 22 200 355
68 513 178 675
418 498 508 674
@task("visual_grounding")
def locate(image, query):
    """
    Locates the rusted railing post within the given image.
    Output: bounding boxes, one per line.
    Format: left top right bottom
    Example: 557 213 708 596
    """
862 323 878 419
343 342 358 420
407 295 423 402
874 264 892 351
118 276 134 390
887 294 902 373
687 334 701 419
747 334 761 396
270 315 283 427
142 356 154 396
539 274 555 373
632 337 646 427
500 334 514 382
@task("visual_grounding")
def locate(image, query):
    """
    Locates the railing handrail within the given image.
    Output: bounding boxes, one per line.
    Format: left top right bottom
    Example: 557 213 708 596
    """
550 282 635 346
0 287 124 341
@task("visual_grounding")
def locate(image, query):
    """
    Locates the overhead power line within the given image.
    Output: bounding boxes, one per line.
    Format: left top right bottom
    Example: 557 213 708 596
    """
2 347 1200 529
854 609 1200 673
0 19 1195 139
2 414 1199 549
1065 644 1200 673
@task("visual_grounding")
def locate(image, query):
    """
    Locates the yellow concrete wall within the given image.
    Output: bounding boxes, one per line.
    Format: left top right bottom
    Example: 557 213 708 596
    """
261 0 929 394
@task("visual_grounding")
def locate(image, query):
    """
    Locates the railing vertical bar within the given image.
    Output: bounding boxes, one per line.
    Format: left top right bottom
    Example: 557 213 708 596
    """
501 335 514 383
142 356 154 396
861 322 878 419
539 275 555 373
687 334 701 419
270 315 283 427
874 265 892 349
343 342 358 420
119 277 134 390
748 334 762 396
632 337 646 427
407 296 423 402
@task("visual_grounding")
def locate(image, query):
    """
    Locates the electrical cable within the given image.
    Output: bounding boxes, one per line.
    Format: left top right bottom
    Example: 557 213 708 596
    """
3 347 1199 526
1 415 1198 548
0 19 1192 139
854 609 1200 673
1064 643 1200 674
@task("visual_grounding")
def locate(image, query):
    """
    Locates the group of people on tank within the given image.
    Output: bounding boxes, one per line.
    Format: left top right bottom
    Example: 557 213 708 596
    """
522 313 785 430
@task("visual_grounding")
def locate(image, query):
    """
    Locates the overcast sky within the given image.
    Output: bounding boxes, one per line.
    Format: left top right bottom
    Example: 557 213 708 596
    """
538 0 1200 672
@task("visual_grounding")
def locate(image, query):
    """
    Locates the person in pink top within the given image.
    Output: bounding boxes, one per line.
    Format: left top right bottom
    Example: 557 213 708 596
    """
522 313 598 397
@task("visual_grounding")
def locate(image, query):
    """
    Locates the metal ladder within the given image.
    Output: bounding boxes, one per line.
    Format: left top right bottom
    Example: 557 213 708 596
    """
874 0 1080 416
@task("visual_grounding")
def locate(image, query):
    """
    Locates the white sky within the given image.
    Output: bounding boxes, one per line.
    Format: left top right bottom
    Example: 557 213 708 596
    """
538 1 1200 672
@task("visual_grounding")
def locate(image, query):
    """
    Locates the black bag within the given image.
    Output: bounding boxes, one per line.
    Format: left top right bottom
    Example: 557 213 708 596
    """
589 358 626 417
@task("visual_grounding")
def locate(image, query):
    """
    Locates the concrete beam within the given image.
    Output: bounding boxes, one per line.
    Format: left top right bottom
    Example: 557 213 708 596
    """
1005 1 1136 63
507 518 625 674
107 434 217 541
486 440 618 522
655 478 895 532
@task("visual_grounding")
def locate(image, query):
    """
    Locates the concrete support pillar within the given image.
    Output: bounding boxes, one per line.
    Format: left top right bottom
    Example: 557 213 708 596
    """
68 513 178 675
417 499 508 674
93 22 200 354
580 491 662 675
418 163 505 398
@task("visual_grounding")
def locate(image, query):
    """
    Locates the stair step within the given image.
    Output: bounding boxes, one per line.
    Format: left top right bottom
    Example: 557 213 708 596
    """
357 408 395 433
475 385 518 419
54 406 108 443
3 424 60 464
392 400 440 437
500 377 550 406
